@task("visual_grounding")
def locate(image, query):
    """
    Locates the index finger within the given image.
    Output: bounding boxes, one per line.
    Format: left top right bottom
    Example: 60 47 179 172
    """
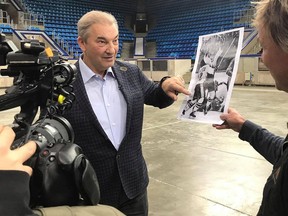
0 126 15 154
14 140 37 162
175 86 191 96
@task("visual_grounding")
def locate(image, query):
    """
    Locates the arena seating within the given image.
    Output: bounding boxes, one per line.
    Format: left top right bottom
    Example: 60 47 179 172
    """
145 0 252 59
0 23 12 33
19 0 252 59
22 0 136 58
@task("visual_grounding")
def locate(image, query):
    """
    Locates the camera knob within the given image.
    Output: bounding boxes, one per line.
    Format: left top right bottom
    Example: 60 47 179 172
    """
48 155 56 162
40 149 50 157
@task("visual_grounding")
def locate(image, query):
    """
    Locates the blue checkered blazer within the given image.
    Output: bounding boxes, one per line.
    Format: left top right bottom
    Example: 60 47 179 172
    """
63 60 173 205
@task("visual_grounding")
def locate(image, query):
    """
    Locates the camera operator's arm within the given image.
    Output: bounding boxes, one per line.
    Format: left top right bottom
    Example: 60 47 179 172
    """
0 125 37 216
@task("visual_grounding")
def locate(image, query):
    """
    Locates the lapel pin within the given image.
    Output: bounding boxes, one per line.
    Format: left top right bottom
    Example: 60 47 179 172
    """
120 66 127 72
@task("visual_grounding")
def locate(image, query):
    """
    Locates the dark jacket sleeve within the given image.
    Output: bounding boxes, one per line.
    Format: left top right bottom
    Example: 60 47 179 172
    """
0 170 37 216
115 60 174 109
239 120 284 164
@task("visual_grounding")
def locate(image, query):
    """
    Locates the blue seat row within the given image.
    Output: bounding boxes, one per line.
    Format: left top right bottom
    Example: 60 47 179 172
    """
22 0 135 58
145 0 252 59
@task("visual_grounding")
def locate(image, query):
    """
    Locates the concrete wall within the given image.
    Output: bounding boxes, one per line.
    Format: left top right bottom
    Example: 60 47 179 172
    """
0 57 274 89
137 59 191 81
235 57 275 86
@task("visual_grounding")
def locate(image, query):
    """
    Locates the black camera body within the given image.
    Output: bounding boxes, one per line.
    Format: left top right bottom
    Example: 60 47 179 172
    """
0 34 77 140
0 34 100 207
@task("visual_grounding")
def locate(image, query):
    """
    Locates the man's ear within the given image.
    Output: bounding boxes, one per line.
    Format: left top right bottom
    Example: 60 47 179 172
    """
77 36 86 52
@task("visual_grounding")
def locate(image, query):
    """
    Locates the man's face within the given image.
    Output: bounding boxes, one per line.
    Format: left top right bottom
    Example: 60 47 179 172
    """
78 23 119 75
258 26 288 92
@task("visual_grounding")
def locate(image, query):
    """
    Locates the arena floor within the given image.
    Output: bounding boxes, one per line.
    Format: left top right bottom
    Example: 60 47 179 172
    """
1 85 286 216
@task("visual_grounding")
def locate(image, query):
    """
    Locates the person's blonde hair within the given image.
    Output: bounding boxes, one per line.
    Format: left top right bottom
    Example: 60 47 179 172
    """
253 0 288 53
77 10 119 42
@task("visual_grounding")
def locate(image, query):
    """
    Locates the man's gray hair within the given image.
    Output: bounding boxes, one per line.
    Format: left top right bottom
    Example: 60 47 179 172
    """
77 10 119 42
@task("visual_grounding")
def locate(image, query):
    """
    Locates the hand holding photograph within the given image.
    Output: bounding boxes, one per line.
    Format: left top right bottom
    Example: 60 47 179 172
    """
178 28 244 124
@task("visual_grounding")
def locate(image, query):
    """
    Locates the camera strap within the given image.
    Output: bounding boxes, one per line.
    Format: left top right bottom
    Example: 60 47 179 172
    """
74 154 100 205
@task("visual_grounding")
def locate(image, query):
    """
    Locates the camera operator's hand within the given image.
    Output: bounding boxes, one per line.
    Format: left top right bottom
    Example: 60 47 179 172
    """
0 125 36 176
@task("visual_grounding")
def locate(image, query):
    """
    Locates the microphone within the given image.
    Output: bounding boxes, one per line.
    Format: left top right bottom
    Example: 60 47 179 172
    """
118 84 123 90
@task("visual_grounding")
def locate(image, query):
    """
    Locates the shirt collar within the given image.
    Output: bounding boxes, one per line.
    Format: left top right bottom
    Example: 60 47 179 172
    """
79 57 115 83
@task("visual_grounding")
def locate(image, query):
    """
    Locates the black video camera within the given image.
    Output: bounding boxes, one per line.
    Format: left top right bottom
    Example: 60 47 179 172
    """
0 33 77 144
0 34 100 207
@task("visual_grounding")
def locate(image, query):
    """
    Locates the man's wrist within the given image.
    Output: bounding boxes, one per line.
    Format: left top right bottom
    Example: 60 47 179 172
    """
159 76 171 88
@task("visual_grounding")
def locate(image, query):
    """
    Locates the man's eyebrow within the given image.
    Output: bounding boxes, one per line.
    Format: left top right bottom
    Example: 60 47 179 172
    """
96 36 106 40
96 35 119 40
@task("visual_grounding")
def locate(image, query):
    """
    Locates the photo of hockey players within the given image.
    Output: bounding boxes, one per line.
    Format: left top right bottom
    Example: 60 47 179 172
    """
178 28 244 124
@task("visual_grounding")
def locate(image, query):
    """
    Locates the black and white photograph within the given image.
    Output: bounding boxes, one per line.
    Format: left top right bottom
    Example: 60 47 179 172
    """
178 27 244 124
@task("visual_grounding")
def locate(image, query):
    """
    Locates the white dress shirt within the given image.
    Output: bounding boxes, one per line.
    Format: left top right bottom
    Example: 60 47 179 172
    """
79 58 127 150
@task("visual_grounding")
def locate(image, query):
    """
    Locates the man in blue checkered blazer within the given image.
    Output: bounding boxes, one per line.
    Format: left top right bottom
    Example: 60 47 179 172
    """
63 10 189 216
